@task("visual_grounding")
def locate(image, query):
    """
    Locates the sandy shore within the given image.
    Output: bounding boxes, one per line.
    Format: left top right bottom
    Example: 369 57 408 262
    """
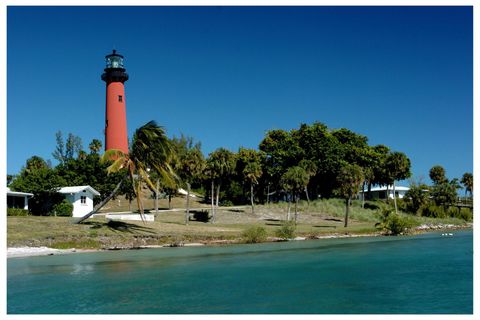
7 247 97 259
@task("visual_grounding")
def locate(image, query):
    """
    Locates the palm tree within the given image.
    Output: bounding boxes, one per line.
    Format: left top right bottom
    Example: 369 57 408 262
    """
74 121 176 224
280 166 309 224
206 148 236 222
336 163 364 228
461 172 473 198
386 152 411 214
298 159 317 205
244 162 262 215
178 148 205 225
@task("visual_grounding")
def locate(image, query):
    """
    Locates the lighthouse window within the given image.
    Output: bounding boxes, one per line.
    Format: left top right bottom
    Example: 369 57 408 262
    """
118 95 123 102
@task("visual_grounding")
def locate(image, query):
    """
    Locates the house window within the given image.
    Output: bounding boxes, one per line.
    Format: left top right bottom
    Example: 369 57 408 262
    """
118 95 123 102
81 196 87 205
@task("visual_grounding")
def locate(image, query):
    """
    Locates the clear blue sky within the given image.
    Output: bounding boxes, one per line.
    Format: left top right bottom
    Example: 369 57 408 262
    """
7 6 473 185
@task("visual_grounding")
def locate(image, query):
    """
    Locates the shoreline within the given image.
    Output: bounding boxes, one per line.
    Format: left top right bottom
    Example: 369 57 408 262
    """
7 224 472 259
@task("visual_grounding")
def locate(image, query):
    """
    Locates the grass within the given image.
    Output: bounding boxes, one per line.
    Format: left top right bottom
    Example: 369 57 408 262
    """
7 198 471 250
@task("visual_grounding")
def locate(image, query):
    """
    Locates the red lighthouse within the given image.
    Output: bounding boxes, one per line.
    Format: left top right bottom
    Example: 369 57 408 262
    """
102 50 129 154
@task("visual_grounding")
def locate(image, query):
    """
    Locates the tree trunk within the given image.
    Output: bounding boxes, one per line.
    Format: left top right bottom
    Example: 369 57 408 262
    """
185 183 191 225
128 199 132 212
74 177 125 224
386 185 390 204
168 194 172 209
305 186 310 205
287 194 291 221
361 181 366 209
367 182 372 200
344 197 350 228
211 180 215 223
294 192 299 225
393 181 398 214
250 182 255 214
267 183 270 206
215 183 221 207
155 179 159 214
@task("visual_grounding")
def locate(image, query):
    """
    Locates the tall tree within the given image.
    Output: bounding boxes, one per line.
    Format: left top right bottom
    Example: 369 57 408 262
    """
461 172 473 198
237 148 264 214
178 148 205 225
429 165 447 185
385 151 412 214
335 163 364 227
89 139 103 154
298 159 317 204
75 121 176 224
280 166 309 224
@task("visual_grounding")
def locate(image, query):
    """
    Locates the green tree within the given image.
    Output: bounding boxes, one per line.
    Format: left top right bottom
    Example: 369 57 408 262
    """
298 159 317 204
9 156 66 215
177 148 206 225
89 139 103 154
205 148 236 222
461 172 473 198
52 131 83 164
335 163 364 227
385 151 412 214
404 181 430 214
280 166 309 224
237 148 264 214
429 165 447 185
75 121 176 224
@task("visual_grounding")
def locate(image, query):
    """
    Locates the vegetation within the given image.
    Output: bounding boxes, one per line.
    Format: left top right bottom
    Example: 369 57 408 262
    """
242 226 268 243
275 221 297 240
7 208 29 216
52 199 73 217
7 120 473 249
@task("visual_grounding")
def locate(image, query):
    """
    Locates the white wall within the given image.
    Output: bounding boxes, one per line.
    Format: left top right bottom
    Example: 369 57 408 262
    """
69 191 95 217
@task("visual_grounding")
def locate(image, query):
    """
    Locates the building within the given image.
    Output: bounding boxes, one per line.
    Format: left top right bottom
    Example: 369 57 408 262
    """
57 186 100 218
102 49 129 154
360 185 410 200
7 187 33 210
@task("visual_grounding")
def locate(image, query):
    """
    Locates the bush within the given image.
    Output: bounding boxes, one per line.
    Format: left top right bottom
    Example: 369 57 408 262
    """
376 209 415 235
51 199 73 217
384 213 415 235
242 226 268 243
421 204 447 218
190 210 211 222
452 207 473 221
7 208 29 216
275 221 296 240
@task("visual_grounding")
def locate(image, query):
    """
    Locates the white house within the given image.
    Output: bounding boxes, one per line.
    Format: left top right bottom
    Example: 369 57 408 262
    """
57 186 100 217
359 185 410 200
7 187 33 210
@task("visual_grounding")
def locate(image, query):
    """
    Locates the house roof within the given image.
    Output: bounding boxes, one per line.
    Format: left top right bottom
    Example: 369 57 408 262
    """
6 187 34 197
57 185 100 196
361 185 410 193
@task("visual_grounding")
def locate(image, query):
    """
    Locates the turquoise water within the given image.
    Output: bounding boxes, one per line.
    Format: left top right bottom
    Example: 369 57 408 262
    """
8 230 472 314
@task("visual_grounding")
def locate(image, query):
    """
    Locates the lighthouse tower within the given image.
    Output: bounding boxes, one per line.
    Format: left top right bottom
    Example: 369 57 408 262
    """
102 50 129 154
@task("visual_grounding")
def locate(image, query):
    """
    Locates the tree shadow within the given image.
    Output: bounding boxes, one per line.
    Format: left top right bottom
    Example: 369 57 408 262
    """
313 225 337 229
83 220 157 234
324 218 342 222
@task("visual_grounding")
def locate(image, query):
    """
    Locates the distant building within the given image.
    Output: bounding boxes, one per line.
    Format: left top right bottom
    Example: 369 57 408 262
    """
7 187 33 210
359 185 410 200
57 186 100 217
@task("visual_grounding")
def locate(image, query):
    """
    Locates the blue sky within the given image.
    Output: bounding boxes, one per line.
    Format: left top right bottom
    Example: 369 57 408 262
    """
7 6 473 184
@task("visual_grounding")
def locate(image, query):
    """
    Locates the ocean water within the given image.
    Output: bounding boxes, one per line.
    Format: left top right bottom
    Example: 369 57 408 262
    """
7 230 472 314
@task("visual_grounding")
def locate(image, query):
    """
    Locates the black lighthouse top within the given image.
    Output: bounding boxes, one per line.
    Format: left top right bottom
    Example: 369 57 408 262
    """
101 49 129 83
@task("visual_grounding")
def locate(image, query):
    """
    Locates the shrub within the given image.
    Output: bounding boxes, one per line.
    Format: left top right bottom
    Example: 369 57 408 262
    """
7 208 29 216
242 226 268 243
275 221 296 240
375 209 415 235
51 199 73 217
384 213 415 235
421 204 447 218
452 207 473 221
